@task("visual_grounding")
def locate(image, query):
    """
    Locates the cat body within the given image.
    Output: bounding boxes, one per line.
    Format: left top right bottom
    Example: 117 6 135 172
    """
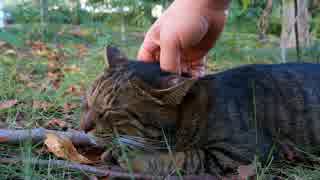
81 47 320 177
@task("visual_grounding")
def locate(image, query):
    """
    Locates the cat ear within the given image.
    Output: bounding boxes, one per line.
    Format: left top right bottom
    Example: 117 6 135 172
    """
153 76 197 105
105 46 128 68
130 76 197 106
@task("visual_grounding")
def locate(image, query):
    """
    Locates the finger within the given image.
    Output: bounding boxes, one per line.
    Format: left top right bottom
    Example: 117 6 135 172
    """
137 39 159 62
160 32 181 74
137 24 161 62
189 57 206 77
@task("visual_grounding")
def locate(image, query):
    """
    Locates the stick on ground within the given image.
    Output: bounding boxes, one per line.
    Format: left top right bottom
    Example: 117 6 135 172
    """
0 128 98 147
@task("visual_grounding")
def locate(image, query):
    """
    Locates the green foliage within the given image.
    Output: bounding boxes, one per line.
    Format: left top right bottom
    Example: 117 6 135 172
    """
6 2 40 23
0 30 24 47
241 0 252 11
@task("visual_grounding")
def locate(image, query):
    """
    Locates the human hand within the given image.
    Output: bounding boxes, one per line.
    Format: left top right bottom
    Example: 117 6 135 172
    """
138 0 230 77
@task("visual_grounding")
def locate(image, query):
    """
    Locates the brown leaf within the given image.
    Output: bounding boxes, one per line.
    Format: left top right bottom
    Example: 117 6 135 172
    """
63 65 81 73
47 72 60 80
47 51 61 61
237 164 256 179
0 99 18 110
0 136 9 143
64 85 84 97
48 62 58 70
30 41 47 51
63 103 79 113
44 118 67 129
44 133 95 164
32 100 52 111
26 82 38 88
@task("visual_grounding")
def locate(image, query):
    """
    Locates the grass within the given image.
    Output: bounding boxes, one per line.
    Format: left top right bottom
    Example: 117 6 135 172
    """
0 22 320 179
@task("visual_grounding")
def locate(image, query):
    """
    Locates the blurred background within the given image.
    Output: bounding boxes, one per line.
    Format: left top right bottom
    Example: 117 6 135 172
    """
0 0 319 67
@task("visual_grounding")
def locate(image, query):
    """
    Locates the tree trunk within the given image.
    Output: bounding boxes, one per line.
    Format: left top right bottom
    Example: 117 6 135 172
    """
258 0 273 41
280 0 310 62
40 0 48 40
121 15 127 42
70 0 81 25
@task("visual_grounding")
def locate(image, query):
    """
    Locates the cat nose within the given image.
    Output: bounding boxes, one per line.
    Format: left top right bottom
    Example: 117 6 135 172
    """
80 110 96 133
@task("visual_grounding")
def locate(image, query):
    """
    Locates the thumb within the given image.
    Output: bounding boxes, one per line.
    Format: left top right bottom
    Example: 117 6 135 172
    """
137 39 159 63
137 25 160 62
160 33 182 74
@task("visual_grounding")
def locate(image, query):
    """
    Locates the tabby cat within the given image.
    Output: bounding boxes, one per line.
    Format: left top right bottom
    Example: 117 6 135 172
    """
81 46 320 177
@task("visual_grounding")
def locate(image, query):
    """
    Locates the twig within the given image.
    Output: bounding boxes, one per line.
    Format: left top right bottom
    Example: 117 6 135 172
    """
0 158 217 180
0 128 99 147
0 157 153 179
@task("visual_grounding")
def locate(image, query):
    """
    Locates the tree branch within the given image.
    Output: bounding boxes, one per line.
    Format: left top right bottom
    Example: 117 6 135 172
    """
0 128 99 147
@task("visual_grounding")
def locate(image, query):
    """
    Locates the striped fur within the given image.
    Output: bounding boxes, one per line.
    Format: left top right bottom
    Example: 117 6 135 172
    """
81 47 320 177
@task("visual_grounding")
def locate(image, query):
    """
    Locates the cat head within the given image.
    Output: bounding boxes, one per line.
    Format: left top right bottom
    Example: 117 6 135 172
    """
80 46 197 149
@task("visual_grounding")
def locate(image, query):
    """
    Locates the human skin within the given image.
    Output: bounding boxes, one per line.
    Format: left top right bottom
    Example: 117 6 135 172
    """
137 0 230 77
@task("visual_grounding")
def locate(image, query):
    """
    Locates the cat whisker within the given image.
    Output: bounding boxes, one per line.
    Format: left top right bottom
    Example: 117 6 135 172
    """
116 137 175 152
119 135 166 143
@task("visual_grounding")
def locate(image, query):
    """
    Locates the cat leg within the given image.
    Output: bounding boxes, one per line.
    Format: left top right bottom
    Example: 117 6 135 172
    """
112 149 207 176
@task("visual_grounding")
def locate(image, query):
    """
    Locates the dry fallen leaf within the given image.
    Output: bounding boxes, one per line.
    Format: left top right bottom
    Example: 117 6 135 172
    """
47 51 61 62
64 85 84 97
44 118 67 129
0 99 18 110
44 133 94 164
63 103 79 113
47 72 60 80
0 136 9 143
32 100 52 111
63 65 81 73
